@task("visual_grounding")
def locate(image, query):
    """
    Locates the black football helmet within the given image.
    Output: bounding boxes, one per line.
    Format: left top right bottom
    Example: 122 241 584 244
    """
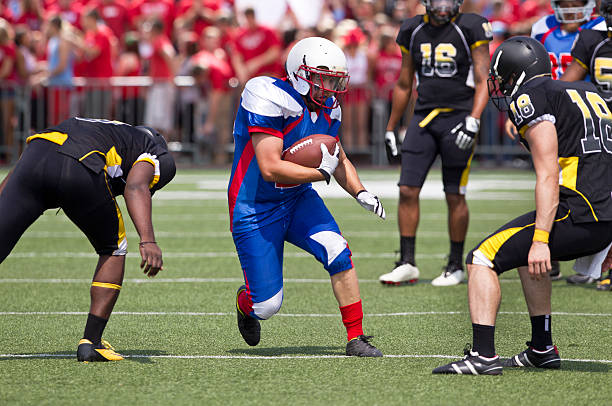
135 125 176 193
136 125 169 151
488 36 552 111
422 0 463 24
601 0 612 30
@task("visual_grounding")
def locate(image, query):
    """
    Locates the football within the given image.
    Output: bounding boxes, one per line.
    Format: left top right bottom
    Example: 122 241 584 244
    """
282 134 338 168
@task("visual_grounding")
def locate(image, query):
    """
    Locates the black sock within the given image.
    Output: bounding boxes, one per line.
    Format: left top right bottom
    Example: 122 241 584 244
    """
400 236 415 265
449 240 464 265
530 315 552 351
83 313 108 344
472 323 496 357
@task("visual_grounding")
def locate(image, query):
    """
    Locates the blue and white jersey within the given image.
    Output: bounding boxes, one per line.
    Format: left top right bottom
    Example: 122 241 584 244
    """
531 14 605 79
227 76 341 233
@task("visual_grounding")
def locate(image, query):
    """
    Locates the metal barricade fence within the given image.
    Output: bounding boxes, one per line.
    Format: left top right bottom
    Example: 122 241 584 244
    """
0 78 529 166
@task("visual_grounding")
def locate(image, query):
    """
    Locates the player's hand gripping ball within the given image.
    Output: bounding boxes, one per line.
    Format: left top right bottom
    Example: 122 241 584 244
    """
282 134 338 168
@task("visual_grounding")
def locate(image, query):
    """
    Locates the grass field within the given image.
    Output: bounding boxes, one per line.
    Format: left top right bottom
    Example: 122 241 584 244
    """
1 168 611 405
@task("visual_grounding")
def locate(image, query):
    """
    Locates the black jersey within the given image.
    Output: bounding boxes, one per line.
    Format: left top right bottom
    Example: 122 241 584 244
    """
396 13 492 112
508 76 612 223
27 117 176 196
571 29 612 103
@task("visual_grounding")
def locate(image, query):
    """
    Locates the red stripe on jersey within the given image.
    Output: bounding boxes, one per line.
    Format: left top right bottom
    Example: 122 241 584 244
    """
248 126 283 138
282 113 304 135
322 110 332 125
539 25 557 45
228 140 255 231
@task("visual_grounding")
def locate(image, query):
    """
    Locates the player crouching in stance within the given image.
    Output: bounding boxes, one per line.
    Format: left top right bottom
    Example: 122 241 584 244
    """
228 37 385 357
0 118 176 362
433 37 612 375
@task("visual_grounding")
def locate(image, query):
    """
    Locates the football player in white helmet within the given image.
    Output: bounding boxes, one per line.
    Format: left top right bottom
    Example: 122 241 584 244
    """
229 36 385 357
285 36 350 109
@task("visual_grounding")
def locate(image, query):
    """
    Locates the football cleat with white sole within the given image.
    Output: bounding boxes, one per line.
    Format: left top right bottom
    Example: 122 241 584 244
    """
236 285 261 346
379 262 419 285
345 335 383 357
502 342 560 369
77 338 124 362
433 347 502 375
431 263 465 286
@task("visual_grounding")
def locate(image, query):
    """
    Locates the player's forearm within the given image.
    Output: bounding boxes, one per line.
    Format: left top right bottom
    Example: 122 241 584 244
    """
534 173 559 233
469 45 490 120
260 160 326 184
469 81 489 120
124 185 156 242
386 84 412 131
333 157 364 198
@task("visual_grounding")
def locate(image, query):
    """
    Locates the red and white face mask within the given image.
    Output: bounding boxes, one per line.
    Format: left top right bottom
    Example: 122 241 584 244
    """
295 65 350 109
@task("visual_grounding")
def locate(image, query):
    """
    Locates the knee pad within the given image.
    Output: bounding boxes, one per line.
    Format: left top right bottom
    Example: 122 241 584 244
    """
252 288 283 320
309 231 353 275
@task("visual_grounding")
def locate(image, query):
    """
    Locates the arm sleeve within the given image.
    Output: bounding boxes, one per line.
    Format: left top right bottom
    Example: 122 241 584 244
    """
571 30 593 70
509 88 555 138
240 85 285 138
463 14 493 50
395 18 417 55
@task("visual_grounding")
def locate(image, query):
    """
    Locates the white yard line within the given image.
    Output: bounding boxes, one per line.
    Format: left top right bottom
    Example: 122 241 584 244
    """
2 252 449 259
0 310 608 317
0 353 609 363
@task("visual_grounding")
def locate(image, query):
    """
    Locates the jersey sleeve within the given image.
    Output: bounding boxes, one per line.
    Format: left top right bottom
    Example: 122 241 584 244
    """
460 13 493 50
571 29 601 71
509 87 555 137
395 16 421 55
240 77 303 138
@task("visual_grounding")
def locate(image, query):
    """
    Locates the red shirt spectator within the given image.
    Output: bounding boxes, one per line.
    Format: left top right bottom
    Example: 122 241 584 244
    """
45 0 83 29
142 20 175 80
6 0 44 31
191 49 233 92
89 0 131 41
80 11 114 78
0 42 18 81
373 43 401 101
230 8 283 81
129 0 175 38
176 0 221 37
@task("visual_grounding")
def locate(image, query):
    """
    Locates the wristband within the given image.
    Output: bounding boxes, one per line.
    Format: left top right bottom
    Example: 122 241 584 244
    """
532 229 549 244
139 241 157 246
317 168 331 184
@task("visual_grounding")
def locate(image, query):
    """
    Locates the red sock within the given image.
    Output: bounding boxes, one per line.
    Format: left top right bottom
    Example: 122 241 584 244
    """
237 288 253 315
340 300 364 341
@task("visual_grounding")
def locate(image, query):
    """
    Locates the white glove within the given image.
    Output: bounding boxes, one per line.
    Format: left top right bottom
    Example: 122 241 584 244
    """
317 143 340 184
385 130 398 156
452 116 480 150
356 190 386 219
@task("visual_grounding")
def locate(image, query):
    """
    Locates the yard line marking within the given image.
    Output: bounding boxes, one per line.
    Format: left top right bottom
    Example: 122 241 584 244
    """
0 353 609 363
0 310 609 317
4 252 451 259
18 231 483 239
0 277 522 284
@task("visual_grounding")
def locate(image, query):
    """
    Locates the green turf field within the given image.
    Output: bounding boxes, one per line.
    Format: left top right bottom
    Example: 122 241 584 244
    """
1 168 611 405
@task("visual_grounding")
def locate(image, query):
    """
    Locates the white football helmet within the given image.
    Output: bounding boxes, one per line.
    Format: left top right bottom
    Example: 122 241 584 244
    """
551 0 595 23
286 37 349 108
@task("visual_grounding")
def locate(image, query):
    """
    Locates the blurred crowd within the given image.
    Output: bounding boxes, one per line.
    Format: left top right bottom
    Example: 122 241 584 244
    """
0 0 552 164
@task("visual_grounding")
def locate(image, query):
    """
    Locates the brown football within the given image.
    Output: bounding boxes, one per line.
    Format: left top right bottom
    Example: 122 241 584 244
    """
281 134 338 168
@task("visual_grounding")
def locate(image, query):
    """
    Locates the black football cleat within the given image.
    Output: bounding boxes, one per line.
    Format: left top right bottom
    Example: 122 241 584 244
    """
77 339 124 362
502 342 560 369
236 285 261 346
345 335 383 357
433 346 502 375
